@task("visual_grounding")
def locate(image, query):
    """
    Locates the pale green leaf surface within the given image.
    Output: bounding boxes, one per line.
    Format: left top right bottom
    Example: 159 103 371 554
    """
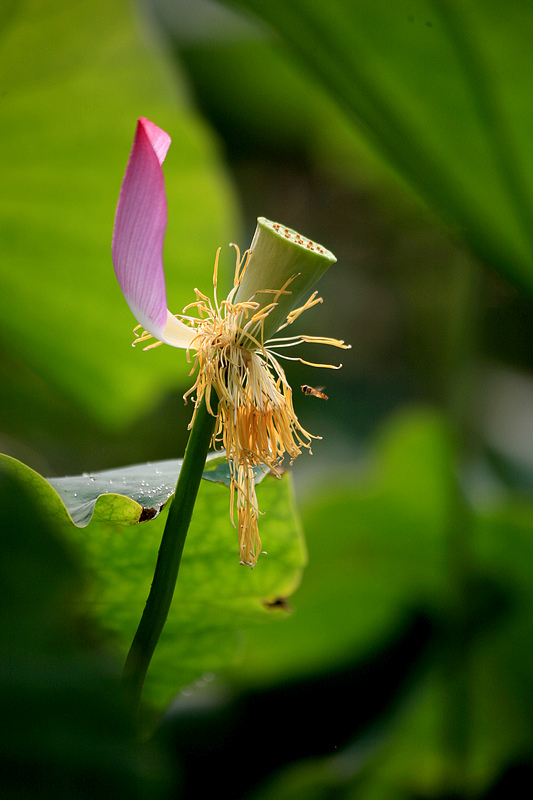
0 452 305 709
0 0 238 426
223 0 533 292
46 453 265 526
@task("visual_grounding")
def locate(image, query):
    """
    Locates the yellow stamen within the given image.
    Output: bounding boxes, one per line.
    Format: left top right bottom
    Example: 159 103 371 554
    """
132 244 348 565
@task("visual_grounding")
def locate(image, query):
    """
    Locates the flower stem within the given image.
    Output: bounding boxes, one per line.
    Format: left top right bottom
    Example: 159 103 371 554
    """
122 395 216 712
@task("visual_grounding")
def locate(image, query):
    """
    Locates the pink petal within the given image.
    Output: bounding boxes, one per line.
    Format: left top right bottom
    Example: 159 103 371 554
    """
112 118 193 348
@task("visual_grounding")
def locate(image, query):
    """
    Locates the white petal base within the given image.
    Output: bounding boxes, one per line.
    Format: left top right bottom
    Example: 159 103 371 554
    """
161 310 196 349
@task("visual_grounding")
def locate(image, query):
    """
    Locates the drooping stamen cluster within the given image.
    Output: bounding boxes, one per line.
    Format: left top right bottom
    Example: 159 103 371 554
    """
134 246 350 566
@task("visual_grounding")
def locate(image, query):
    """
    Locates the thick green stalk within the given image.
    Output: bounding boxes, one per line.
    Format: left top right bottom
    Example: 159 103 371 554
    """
122 396 216 712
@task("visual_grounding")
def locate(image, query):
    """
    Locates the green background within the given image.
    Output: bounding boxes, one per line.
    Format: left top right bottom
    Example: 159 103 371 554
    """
2 0 533 797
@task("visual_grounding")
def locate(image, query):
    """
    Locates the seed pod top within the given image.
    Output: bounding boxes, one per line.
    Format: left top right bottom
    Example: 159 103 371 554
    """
234 217 337 342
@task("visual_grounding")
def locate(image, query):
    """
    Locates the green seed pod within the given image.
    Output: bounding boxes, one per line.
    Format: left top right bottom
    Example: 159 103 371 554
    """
234 217 337 342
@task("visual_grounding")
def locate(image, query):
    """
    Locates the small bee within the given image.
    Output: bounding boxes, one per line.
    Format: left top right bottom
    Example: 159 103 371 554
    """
301 384 328 400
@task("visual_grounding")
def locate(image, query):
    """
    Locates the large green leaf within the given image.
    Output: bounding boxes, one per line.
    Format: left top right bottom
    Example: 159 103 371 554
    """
222 0 533 292
231 408 533 796
0 452 306 710
0 0 238 426
0 460 168 798
160 6 384 184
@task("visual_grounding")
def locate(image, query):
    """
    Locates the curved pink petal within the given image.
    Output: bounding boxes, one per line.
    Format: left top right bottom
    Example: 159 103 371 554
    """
112 118 194 348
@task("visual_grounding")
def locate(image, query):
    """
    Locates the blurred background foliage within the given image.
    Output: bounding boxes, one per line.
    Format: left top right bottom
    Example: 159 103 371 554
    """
2 0 533 797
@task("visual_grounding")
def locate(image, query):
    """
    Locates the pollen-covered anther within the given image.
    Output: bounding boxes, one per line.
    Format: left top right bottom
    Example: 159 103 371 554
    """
127 216 347 565
177 254 346 565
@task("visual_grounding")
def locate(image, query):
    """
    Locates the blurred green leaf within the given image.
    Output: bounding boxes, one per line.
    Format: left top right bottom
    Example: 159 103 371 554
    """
159 610 432 800
0 0 238 427
0 452 306 710
234 407 453 684
0 459 168 799
348 493 533 800
222 0 533 292
170 24 385 188
232 407 533 797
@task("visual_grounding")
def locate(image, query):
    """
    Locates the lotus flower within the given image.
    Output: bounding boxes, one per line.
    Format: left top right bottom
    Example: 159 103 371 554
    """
112 118 349 566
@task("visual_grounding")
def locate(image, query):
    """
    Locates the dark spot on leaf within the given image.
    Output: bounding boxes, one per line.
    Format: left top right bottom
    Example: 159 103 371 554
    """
139 506 158 522
263 597 291 612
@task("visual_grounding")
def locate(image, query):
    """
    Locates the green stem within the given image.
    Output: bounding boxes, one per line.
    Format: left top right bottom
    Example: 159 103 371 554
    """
122 396 216 712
